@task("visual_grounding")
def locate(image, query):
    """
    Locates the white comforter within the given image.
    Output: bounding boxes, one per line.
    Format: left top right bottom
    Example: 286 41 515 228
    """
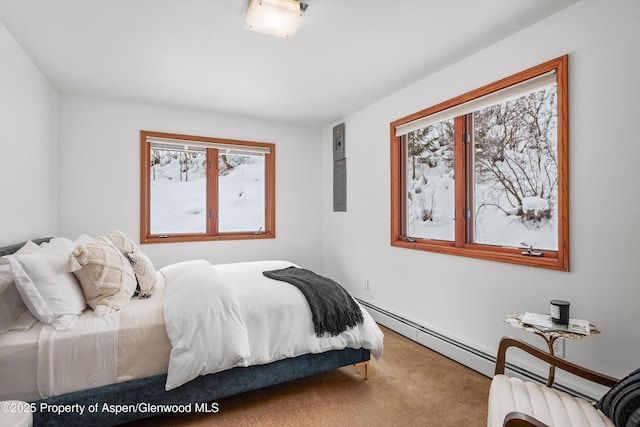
161 260 384 391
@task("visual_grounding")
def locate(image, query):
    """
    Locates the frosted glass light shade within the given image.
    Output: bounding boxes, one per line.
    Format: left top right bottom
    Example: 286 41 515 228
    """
246 0 304 38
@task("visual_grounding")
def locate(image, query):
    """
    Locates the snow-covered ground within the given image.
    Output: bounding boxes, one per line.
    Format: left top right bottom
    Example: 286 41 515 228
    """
150 151 264 234
406 161 557 250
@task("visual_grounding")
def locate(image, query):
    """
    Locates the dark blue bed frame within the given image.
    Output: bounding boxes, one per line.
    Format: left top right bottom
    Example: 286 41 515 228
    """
1 239 370 426
33 348 370 426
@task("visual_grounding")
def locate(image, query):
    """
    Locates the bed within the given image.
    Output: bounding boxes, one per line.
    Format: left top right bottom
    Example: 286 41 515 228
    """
0 235 383 426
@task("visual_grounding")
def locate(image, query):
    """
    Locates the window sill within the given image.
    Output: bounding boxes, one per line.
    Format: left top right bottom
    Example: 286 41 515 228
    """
391 238 568 271
141 232 275 244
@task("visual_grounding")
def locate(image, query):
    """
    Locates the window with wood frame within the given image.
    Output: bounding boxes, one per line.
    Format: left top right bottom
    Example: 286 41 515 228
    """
390 56 569 271
140 130 275 244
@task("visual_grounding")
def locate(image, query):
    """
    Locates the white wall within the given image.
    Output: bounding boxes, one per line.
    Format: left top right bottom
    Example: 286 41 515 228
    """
0 21 58 245
322 0 640 389
57 96 324 270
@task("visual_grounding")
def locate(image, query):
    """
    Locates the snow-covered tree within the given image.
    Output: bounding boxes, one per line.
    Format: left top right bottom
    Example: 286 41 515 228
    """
473 87 557 223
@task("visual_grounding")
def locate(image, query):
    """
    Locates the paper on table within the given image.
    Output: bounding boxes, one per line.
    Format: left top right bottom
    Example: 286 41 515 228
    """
522 312 591 335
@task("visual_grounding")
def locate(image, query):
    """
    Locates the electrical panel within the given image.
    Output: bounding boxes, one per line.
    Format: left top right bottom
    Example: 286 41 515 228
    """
333 123 346 211
333 158 347 212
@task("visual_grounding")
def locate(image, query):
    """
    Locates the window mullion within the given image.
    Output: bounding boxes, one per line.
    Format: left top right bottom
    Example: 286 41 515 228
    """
463 114 475 245
399 136 409 238
208 148 219 236
454 115 467 247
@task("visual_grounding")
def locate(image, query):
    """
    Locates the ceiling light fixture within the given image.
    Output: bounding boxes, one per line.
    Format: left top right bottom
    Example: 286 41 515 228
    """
246 0 308 38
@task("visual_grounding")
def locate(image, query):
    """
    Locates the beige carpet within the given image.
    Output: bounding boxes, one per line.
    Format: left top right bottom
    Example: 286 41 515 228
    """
124 326 490 426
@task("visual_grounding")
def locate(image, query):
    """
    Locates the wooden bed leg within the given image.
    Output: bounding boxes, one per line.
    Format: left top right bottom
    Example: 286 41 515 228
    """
355 361 370 380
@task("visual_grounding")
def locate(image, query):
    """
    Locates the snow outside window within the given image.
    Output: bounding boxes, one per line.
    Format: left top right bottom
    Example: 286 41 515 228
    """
150 146 208 234
405 119 455 242
470 85 558 251
217 152 266 233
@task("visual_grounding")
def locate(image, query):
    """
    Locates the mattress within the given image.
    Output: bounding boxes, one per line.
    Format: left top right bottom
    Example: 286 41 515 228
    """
0 319 44 401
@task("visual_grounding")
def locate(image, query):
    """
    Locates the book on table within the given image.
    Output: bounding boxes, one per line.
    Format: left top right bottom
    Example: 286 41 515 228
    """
522 312 590 335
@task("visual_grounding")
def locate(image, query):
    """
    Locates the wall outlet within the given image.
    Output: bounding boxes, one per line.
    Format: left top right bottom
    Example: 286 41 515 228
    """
552 337 565 358
364 278 370 290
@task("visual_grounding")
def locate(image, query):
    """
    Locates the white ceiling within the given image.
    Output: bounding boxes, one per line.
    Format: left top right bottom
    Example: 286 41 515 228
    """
0 0 579 128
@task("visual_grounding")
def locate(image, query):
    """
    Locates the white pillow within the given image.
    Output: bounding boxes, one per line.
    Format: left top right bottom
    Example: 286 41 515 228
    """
5 238 86 330
0 266 38 333
0 241 41 333
0 266 26 319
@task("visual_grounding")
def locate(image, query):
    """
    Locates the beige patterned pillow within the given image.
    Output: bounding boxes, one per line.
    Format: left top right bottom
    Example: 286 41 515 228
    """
126 251 156 297
105 230 137 254
67 237 137 314
106 230 156 297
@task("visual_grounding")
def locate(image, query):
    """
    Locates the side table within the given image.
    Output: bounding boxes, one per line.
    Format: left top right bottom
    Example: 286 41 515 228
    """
504 314 600 386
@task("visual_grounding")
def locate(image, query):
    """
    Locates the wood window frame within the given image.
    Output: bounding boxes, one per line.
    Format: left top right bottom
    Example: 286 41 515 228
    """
140 130 276 244
390 56 569 271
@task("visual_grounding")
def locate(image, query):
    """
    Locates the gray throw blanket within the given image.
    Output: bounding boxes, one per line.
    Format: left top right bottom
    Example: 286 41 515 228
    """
263 267 363 337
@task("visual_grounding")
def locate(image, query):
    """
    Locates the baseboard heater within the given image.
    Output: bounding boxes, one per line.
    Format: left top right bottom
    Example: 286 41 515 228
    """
356 298 594 401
